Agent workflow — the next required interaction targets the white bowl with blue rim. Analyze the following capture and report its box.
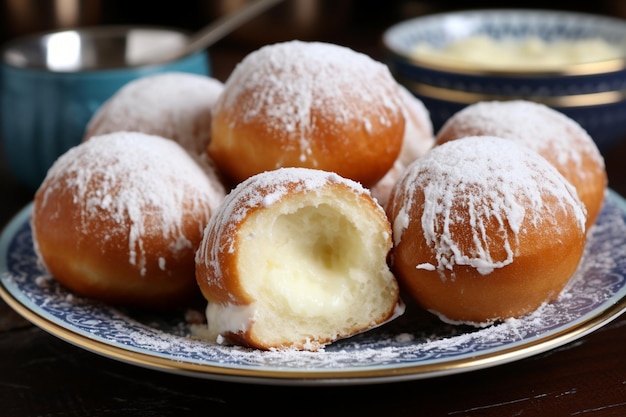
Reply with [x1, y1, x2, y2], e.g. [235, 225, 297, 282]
[382, 9, 626, 151]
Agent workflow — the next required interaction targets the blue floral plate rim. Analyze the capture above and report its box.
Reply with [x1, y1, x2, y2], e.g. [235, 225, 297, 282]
[1, 191, 625, 386]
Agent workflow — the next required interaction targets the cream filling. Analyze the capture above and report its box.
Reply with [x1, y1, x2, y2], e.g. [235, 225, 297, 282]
[206, 187, 397, 347]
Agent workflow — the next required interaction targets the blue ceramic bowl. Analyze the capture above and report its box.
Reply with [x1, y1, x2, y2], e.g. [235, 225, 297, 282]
[382, 9, 626, 151]
[0, 26, 211, 190]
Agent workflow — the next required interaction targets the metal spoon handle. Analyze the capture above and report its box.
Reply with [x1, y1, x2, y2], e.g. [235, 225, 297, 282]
[177, 0, 285, 60]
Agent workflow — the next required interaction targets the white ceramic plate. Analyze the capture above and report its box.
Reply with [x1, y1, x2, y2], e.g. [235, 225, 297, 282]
[2, 191, 626, 386]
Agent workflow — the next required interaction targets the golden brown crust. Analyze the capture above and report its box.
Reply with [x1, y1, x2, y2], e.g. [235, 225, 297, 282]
[207, 40, 406, 189]
[195, 204, 260, 306]
[196, 177, 392, 305]
[387, 136, 587, 325]
[436, 100, 607, 231]
[195, 167, 401, 350]
[33, 192, 204, 309]
[32, 132, 225, 310]
[388, 185, 585, 323]
[210, 101, 405, 189]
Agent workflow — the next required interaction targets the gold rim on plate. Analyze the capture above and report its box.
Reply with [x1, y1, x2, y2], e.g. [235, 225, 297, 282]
[2, 193, 626, 385]
[0, 280, 624, 384]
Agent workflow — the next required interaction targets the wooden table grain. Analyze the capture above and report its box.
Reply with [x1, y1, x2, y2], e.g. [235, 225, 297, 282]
[1, 31, 626, 417]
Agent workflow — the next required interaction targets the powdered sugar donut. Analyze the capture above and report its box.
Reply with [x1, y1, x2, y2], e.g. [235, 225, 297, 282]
[32, 131, 226, 309]
[436, 100, 607, 231]
[397, 85, 435, 165]
[84, 72, 224, 156]
[208, 40, 406, 188]
[371, 85, 435, 207]
[370, 159, 406, 209]
[387, 136, 587, 326]
[195, 167, 403, 351]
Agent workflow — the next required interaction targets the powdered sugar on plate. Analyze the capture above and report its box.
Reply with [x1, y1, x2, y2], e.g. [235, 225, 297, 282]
[1, 191, 625, 382]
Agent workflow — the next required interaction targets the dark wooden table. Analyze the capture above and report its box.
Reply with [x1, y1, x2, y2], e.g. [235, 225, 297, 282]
[2, 25, 626, 417]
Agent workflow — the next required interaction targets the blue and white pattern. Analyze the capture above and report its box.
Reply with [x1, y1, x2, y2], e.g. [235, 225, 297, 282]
[384, 9, 626, 79]
[382, 9, 626, 151]
[1, 191, 626, 383]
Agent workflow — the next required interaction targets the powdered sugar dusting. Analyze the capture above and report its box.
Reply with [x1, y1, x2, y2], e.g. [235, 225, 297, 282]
[2, 192, 626, 382]
[195, 167, 374, 298]
[86, 72, 224, 155]
[397, 85, 435, 164]
[390, 136, 587, 276]
[37, 131, 225, 274]
[214, 40, 402, 163]
[370, 88, 435, 208]
[437, 100, 605, 181]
